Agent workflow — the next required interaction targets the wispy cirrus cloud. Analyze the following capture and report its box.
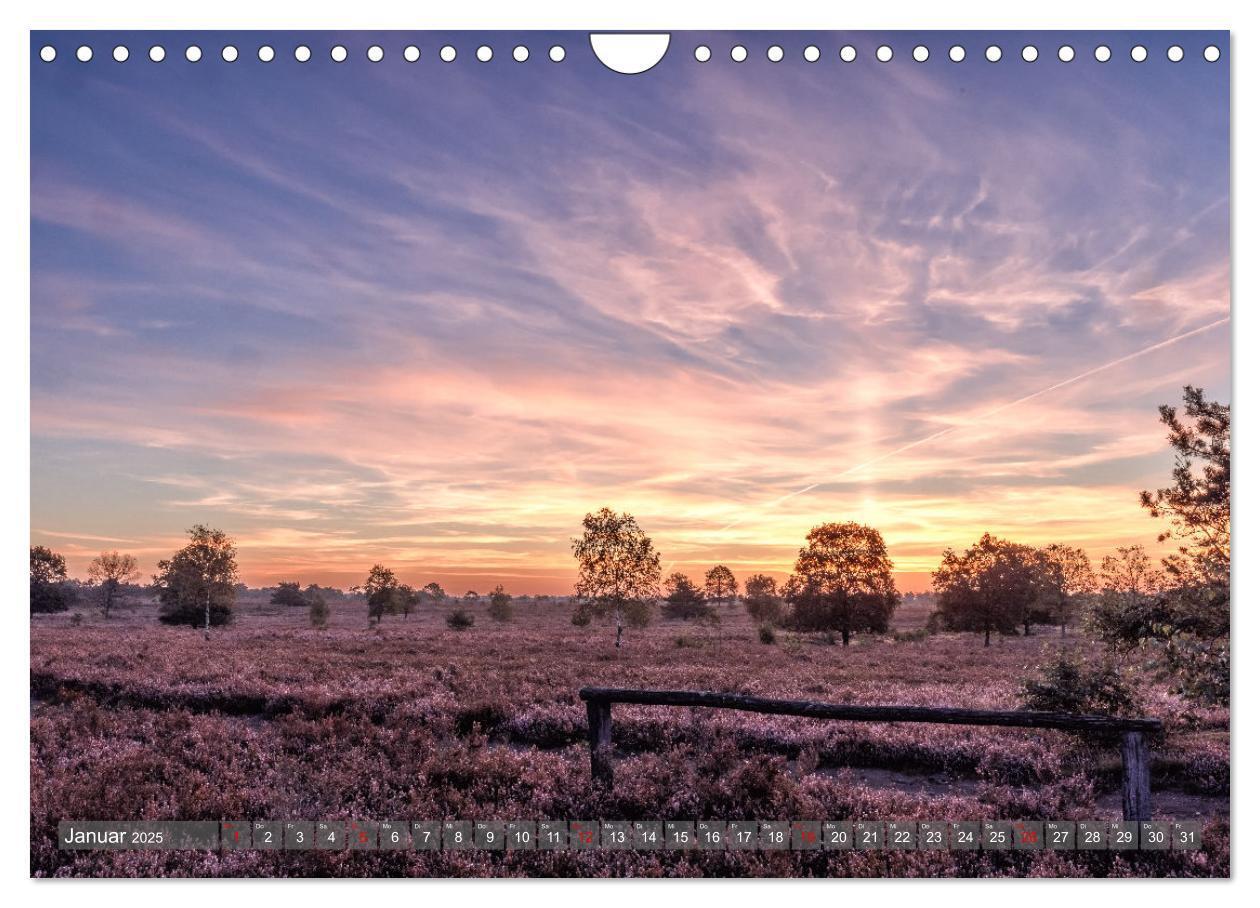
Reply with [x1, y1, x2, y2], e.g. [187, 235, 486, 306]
[30, 31, 1230, 590]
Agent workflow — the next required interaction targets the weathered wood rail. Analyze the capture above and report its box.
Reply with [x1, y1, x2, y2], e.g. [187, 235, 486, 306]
[579, 687, 1162, 821]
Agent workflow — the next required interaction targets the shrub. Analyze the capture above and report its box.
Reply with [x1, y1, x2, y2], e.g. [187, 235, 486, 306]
[446, 609, 475, 631]
[1018, 650, 1137, 718]
[570, 608, 591, 627]
[31, 581, 76, 614]
[758, 624, 777, 645]
[624, 598, 654, 629]
[488, 585, 513, 623]
[1162, 633, 1229, 706]
[270, 582, 306, 607]
[69, 612, 83, 627]
[454, 702, 509, 736]
[893, 628, 929, 643]
[674, 635, 702, 649]
[308, 593, 329, 629]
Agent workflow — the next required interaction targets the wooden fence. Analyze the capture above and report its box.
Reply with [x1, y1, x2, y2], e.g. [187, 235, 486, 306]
[579, 687, 1162, 821]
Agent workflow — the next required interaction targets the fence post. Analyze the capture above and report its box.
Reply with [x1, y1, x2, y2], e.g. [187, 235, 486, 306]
[1120, 731, 1152, 821]
[586, 697, 614, 785]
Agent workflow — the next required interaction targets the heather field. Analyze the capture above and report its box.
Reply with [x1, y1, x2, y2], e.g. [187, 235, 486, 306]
[29, 599, 1229, 878]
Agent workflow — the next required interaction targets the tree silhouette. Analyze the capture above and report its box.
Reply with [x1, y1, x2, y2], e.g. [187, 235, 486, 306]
[571, 507, 661, 648]
[270, 581, 306, 608]
[932, 533, 1037, 646]
[397, 583, 419, 620]
[785, 522, 898, 645]
[661, 572, 711, 621]
[1141, 387, 1229, 575]
[488, 584, 513, 622]
[703, 565, 738, 609]
[87, 551, 141, 618]
[1036, 544, 1095, 636]
[363, 564, 399, 626]
[30, 545, 75, 614]
[1140, 386, 1230, 634]
[742, 573, 782, 624]
[1087, 388, 1231, 704]
[154, 526, 238, 633]
[1089, 544, 1166, 647]
[308, 591, 330, 629]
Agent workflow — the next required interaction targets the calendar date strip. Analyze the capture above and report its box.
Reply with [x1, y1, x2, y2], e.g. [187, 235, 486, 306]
[58, 819, 1203, 851]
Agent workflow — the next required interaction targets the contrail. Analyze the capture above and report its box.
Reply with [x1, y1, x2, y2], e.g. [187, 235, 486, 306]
[712, 315, 1230, 534]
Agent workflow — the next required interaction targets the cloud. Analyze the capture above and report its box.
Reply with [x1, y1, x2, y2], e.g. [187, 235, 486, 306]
[30, 39, 1230, 589]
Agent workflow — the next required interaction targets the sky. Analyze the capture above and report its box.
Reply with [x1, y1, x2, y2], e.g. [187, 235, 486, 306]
[30, 30, 1230, 594]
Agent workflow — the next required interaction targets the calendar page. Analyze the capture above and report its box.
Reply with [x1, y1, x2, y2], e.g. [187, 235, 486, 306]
[29, 29, 1229, 880]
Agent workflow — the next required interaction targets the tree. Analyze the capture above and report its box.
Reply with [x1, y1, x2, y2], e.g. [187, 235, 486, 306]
[1140, 386, 1229, 594]
[488, 584, 513, 622]
[30, 545, 75, 614]
[87, 551, 140, 618]
[397, 584, 419, 620]
[784, 522, 898, 645]
[422, 582, 447, 605]
[463, 590, 478, 601]
[1089, 544, 1162, 647]
[154, 525, 239, 632]
[1035, 544, 1095, 636]
[571, 507, 661, 648]
[932, 533, 1037, 646]
[1100, 545, 1163, 605]
[703, 565, 738, 609]
[1137, 387, 1231, 644]
[1082, 390, 1231, 705]
[363, 564, 399, 626]
[743, 573, 782, 624]
[308, 592, 330, 629]
[661, 572, 712, 621]
[270, 581, 306, 608]
[31, 545, 67, 586]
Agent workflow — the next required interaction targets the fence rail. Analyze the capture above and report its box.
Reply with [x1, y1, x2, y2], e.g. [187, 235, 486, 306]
[578, 687, 1161, 821]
